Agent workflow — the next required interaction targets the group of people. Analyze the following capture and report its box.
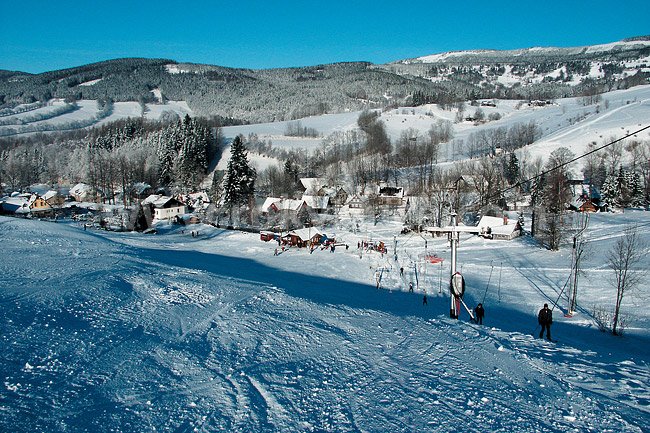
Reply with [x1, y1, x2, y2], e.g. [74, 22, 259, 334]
[472, 302, 553, 340]
[418, 299, 553, 340]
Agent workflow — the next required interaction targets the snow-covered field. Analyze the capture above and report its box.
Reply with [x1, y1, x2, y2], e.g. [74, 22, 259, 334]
[220, 85, 650, 175]
[1, 210, 649, 432]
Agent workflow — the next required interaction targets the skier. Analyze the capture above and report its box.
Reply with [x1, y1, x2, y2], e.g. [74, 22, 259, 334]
[422, 294, 428, 305]
[409, 282, 413, 292]
[474, 303, 485, 325]
[400, 267, 404, 276]
[538, 303, 553, 340]
[274, 248, 278, 256]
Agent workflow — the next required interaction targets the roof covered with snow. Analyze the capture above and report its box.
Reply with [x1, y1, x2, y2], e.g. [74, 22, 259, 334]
[300, 178, 326, 193]
[289, 227, 323, 241]
[302, 195, 329, 210]
[477, 215, 520, 235]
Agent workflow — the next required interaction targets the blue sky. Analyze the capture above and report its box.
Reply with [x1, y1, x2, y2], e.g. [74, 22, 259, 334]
[1, 0, 648, 73]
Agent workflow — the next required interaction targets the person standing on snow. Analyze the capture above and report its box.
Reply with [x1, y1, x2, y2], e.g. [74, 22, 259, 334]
[474, 303, 485, 325]
[538, 303, 553, 340]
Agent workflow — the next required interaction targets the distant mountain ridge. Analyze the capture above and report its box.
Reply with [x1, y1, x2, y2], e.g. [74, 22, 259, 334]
[0, 37, 648, 123]
[396, 37, 650, 64]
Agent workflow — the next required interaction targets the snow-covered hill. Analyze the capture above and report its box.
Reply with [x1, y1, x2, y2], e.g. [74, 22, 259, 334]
[2, 37, 648, 125]
[385, 38, 650, 89]
[407, 39, 650, 65]
[220, 84, 650, 176]
[1, 210, 648, 432]
[0, 99, 192, 137]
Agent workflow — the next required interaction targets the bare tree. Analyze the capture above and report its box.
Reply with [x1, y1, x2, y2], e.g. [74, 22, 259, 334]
[604, 138, 623, 175]
[539, 147, 575, 250]
[607, 226, 647, 335]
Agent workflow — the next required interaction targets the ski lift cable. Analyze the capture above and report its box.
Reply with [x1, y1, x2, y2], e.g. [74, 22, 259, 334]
[488, 124, 650, 203]
[480, 261, 494, 304]
[497, 262, 503, 302]
[550, 272, 572, 313]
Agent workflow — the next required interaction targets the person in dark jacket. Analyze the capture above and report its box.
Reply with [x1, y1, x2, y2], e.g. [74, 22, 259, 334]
[538, 303, 553, 340]
[474, 303, 485, 325]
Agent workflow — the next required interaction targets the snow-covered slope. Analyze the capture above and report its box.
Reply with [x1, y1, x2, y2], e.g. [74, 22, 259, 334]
[410, 39, 650, 64]
[386, 38, 650, 89]
[0, 99, 193, 137]
[219, 85, 650, 176]
[1, 212, 648, 432]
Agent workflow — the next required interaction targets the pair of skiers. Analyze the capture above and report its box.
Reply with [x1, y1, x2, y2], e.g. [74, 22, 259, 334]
[473, 302, 552, 339]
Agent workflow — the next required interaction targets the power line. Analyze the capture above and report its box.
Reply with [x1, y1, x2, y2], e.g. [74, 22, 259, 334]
[495, 124, 650, 201]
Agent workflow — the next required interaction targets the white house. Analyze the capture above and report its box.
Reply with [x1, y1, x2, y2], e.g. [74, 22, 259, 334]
[142, 194, 186, 221]
[301, 195, 330, 213]
[260, 197, 307, 215]
[70, 183, 95, 202]
[477, 215, 521, 240]
[300, 178, 327, 195]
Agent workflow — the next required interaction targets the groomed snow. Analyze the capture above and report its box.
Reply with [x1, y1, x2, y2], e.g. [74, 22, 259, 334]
[1, 210, 648, 432]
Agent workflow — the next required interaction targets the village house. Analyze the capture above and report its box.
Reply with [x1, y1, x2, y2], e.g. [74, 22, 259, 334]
[28, 194, 54, 217]
[300, 178, 327, 195]
[377, 184, 404, 206]
[477, 215, 522, 240]
[142, 194, 186, 221]
[578, 199, 598, 213]
[346, 195, 366, 210]
[284, 227, 331, 247]
[261, 197, 282, 215]
[299, 178, 348, 207]
[131, 182, 153, 201]
[43, 190, 66, 207]
[301, 195, 330, 214]
[69, 183, 95, 202]
[0, 195, 29, 216]
[260, 231, 281, 242]
[320, 186, 348, 206]
[260, 197, 308, 216]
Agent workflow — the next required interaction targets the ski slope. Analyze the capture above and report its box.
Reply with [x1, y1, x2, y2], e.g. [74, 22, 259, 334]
[1, 211, 649, 432]
[219, 85, 650, 175]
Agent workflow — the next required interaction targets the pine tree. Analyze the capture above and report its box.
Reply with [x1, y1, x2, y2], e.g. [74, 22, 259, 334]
[629, 171, 644, 207]
[505, 152, 520, 186]
[600, 173, 619, 210]
[223, 136, 256, 222]
[174, 117, 209, 191]
[617, 166, 631, 208]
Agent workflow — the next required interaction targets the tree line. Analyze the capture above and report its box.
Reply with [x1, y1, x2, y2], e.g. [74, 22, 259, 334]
[0, 115, 219, 205]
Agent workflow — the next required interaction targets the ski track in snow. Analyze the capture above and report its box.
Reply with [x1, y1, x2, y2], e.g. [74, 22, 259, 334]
[1, 215, 649, 432]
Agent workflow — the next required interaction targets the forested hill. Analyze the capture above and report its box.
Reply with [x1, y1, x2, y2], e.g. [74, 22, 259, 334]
[1, 37, 649, 123]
